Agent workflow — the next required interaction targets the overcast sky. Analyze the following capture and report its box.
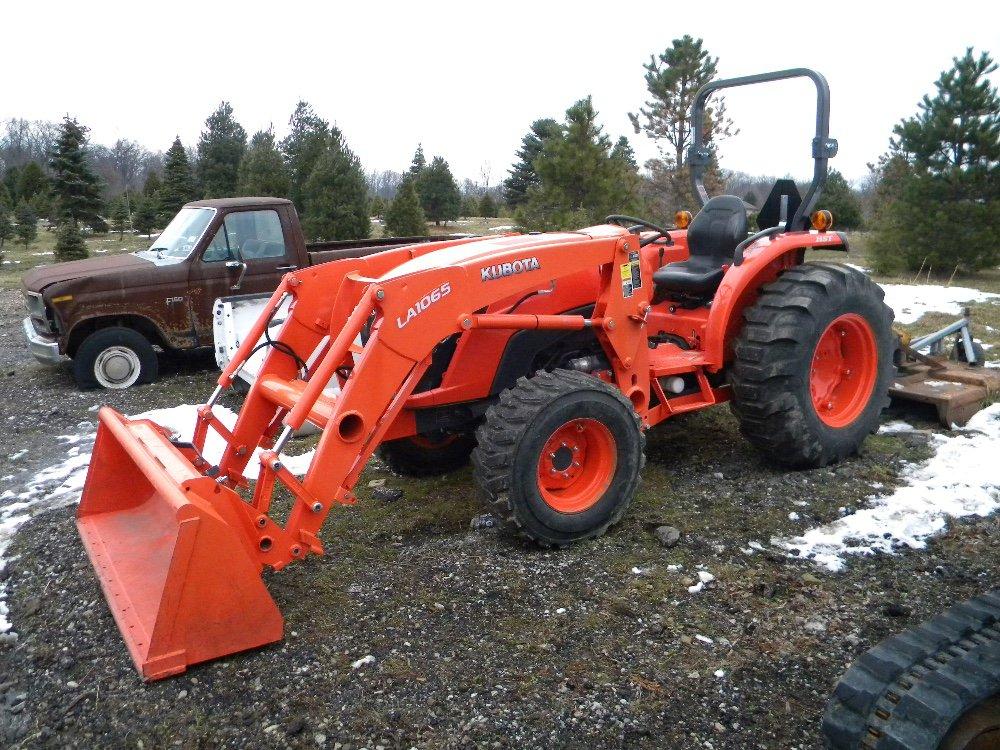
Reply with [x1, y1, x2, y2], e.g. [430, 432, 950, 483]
[4, 1, 999, 187]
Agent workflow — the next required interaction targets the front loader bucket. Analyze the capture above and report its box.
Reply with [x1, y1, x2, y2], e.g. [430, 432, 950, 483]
[77, 408, 283, 681]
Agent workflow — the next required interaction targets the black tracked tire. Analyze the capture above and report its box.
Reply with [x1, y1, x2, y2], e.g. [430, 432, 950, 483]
[472, 369, 644, 547]
[823, 589, 1000, 749]
[730, 262, 895, 468]
[378, 432, 476, 477]
[72, 326, 159, 390]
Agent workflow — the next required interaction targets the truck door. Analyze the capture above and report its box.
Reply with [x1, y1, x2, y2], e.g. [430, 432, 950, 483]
[189, 208, 298, 345]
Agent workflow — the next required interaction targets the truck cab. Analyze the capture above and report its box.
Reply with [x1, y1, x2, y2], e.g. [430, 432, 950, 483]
[21, 197, 447, 389]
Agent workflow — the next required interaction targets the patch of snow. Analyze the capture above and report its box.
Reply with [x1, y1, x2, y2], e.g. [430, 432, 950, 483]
[879, 283, 1000, 324]
[687, 570, 715, 594]
[30, 251, 54, 256]
[695, 634, 714, 645]
[0, 402, 315, 639]
[488, 225, 516, 232]
[714, 669, 726, 678]
[788, 512, 800, 521]
[776, 403, 1000, 571]
[879, 420, 915, 434]
[351, 654, 375, 669]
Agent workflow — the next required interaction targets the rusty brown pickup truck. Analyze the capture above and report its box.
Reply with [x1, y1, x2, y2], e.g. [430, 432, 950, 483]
[22, 197, 451, 388]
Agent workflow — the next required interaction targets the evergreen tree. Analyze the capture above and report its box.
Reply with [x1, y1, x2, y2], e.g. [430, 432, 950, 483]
[629, 36, 734, 214]
[110, 197, 130, 238]
[49, 116, 104, 229]
[819, 170, 863, 229]
[459, 195, 478, 217]
[0, 182, 11, 209]
[54, 220, 88, 261]
[300, 133, 370, 241]
[384, 179, 427, 236]
[516, 97, 643, 230]
[280, 101, 330, 212]
[503, 118, 559, 206]
[14, 203, 37, 249]
[611, 136, 639, 171]
[0, 204, 14, 254]
[416, 156, 461, 225]
[237, 129, 290, 198]
[142, 171, 161, 198]
[479, 192, 498, 218]
[369, 195, 386, 218]
[197, 101, 247, 197]
[2, 166, 19, 206]
[132, 195, 157, 236]
[158, 137, 198, 223]
[743, 190, 758, 208]
[629, 35, 735, 169]
[870, 49, 1000, 273]
[408, 144, 426, 177]
[17, 161, 49, 204]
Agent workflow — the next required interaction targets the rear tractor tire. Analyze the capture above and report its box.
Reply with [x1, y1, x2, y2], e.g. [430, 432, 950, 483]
[378, 432, 477, 477]
[730, 262, 895, 468]
[72, 326, 159, 390]
[472, 369, 644, 546]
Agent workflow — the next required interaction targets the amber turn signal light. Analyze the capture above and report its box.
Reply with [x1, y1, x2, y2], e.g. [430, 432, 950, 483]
[810, 209, 833, 231]
[674, 210, 692, 229]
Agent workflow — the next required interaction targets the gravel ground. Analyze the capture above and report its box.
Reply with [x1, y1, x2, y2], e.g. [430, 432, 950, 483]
[1, 285, 998, 749]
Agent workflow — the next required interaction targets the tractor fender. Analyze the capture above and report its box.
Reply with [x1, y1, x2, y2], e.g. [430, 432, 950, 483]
[701, 231, 847, 369]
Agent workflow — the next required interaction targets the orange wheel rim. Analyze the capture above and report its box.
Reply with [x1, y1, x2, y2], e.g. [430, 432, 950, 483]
[536, 418, 616, 513]
[810, 313, 878, 428]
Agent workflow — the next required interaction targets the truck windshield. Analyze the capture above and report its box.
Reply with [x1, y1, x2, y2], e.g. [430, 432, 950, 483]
[136, 208, 215, 264]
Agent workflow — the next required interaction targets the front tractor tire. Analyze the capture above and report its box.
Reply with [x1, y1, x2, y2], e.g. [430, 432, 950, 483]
[730, 262, 895, 468]
[72, 326, 159, 390]
[378, 432, 477, 477]
[472, 369, 644, 547]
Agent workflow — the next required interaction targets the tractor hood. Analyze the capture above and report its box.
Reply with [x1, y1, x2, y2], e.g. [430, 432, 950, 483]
[381, 227, 624, 281]
[22, 253, 155, 294]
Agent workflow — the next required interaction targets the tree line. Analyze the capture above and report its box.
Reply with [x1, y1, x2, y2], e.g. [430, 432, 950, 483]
[2, 41, 997, 274]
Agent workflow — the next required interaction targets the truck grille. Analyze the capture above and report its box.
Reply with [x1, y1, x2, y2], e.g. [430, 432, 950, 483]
[23, 291, 55, 333]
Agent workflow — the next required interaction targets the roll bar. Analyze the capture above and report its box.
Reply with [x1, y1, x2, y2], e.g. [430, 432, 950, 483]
[687, 68, 838, 231]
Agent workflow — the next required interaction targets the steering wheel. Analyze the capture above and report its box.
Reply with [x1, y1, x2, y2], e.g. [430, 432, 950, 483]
[605, 215, 674, 247]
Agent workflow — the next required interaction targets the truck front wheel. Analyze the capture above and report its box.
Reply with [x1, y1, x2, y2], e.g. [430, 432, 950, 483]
[73, 327, 159, 389]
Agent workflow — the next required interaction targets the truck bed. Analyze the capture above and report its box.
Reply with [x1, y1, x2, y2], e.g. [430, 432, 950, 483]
[306, 234, 465, 266]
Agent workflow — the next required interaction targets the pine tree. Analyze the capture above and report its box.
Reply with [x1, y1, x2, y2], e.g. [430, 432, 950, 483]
[49, 116, 104, 229]
[132, 195, 157, 236]
[384, 179, 427, 236]
[110, 197, 130, 238]
[818, 170, 863, 229]
[409, 144, 426, 177]
[54, 220, 88, 261]
[416, 156, 461, 225]
[197, 101, 247, 197]
[629, 35, 735, 169]
[280, 101, 330, 212]
[300, 133, 370, 241]
[743, 190, 758, 208]
[158, 137, 198, 224]
[503, 119, 559, 207]
[369, 195, 386, 218]
[516, 97, 643, 230]
[142, 171, 161, 198]
[0, 182, 11, 209]
[237, 129, 290, 198]
[2, 166, 18, 206]
[14, 203, 37, 249]
[870, 49, 1000, 273]
[0, 204, 14, 255]
[459, 195, 478, 217]
[17, 161, 49, 204]
[479, 192, 498, 218]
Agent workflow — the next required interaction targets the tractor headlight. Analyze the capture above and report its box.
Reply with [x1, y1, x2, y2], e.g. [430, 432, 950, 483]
[674, 210, 692, 229]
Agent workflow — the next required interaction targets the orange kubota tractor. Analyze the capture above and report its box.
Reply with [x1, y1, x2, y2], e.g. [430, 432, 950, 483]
[78, 69, 896, 680]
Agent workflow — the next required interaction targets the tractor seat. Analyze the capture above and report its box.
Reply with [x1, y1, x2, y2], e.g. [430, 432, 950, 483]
[653, 195, 749, 296]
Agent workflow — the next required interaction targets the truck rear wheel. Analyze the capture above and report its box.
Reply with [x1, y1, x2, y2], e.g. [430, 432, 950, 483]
[730, 262, 895, 468]
[73, 327, 159, 389]
[472, 369, 644, 546]
[378, 432, 476, 476]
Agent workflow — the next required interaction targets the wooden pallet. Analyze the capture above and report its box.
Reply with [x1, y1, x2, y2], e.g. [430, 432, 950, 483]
[891, 357, 1000, 426]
